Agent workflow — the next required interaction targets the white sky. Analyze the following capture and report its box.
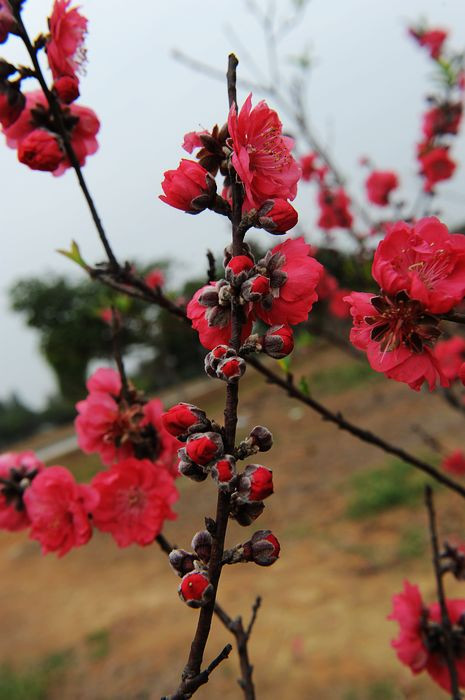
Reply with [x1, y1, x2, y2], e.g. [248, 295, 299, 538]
[1, 0, 465, 408]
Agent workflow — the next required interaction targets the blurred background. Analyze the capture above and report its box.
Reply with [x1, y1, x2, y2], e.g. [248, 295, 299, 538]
[2, 0, 465, 698]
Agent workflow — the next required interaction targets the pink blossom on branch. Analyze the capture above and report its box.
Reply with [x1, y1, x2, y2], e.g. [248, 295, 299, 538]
[0, 451, 44, 531]
[418, 146, 456, 192]
[24, 466, 98, 556]
[255, 237, 323, 326]
[422, 104, 462, 140]
[17, 129, 64, 171]
[0, 1, 15, 44]
[227, 93, 301, 209]
[432, 337, 465, 382]
[389, 580, 465, 692]
[160, 159, 210, 212]
[47, 0, 88, 82]
[409, 27, 448, 60]
[187, 282, 253, 350]
[365, 170, 399, 206]
[317, 187, 353, 230]
[90, 458, 178, 547]
[372, 217, 465, 314]
[344, 291, 446, 391]
[75, 367, 181, 475]
[441, 450, 465, 476]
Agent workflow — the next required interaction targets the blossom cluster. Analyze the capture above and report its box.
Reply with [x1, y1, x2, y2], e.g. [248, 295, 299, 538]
[0, 368, 180, 555]
[409, 24, 464, 192]
[345, 217, 465, 390]
[0, 0, 99, 173]
[162, 401, 279, 605]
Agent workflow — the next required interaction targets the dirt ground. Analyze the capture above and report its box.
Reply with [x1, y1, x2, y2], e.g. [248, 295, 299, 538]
[2, 345, 465, 699]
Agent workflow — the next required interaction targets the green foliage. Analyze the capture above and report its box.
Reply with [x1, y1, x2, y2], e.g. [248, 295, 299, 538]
[0, 394, 41, 448]
[306, 360, 378, 397]
[0, 649, 72, 700]
[85, 629, 110, 661]
[347, 460, 429, 519]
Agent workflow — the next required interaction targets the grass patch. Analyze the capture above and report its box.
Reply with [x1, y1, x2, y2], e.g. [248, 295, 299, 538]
[346, 459, 430, 519]
[307, 360, 378, 396]
[0, 649, 73, 700]
[343, 680, 402, 700]
[86, 628, 110, 661]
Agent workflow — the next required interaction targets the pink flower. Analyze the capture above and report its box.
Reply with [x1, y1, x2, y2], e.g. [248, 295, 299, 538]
[329, 289, 351, 318]
[145, 268, 165, 289]
[47, 0, 87, 81]
[0, 84, 24, 128]
[372, 217, 465, 314]
[17, 129, 65, 171]
[344, 291, 446, 391]
[0, 451, 44, 531]
[317, 187, 353, 229]
[182, 130, 208, 153]
[3, 91, 99, 175]
[160, 159, 210, 212]
[422, 104, 462, 140]
[442, 450, 465, 476]
[299, 152, 327, 182]
[187, 281, 253, 350]
[389, 580, 465, 692]
[365, 170, 399, 206]
[418, 146, 456, 192]
[75, 368, 181, 475]
[90, 458, 178, 547]
[255, 237, 323, 326]
[24, 466, 98, 556]
[53, 75, 80, 104]
[410, 28, 448, 60]
[228, 94, 301, 209]
[259, 199, 298, 234]
[433, 337, 465, 381]
[0, 1, 15, 44]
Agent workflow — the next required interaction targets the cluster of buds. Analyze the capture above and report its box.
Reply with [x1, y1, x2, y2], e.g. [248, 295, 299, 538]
[169, 530, 214, 608]
[205, 344, 246, 382]
[224, 530, 281, 568]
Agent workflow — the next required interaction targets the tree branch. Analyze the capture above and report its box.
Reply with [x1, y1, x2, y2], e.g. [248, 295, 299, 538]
[424, 486, 462, 700]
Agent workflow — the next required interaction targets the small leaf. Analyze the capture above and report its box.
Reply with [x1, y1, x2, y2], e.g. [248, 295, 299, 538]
[298, 376, 310, 396]
[278, 354, 292, 373]
[57, 240, 89, 269]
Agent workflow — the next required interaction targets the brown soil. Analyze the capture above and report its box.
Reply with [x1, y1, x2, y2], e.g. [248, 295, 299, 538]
[2, 345, 465, 699]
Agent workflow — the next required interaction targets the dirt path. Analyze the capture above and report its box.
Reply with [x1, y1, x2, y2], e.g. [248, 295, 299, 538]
[2, 346, 465, 699]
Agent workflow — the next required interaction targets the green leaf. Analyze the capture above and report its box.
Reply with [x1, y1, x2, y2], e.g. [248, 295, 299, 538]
[298, 376, 310, 396]
[278, 354, 292, 373]
[56, 240, 88, 270]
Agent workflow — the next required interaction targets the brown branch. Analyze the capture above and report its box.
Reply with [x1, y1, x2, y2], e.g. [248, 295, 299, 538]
[166, 53, 247, 699]
[111, 307, 130, 402]
[441, 312, 465, 325]
[206, 250, 216, 284]
[13, 7, 119, 269]
[424, 486, 462, 700]
[161, 644, 233, 700]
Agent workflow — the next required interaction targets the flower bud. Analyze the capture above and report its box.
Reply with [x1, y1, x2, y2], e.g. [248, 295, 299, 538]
[178, 450, 209, 482]
[205, 345, 236, 378]
[169, 548, 196, 577]
[262, 324, 294, 359]
[225, 255, 254, 286]
[53, 75, 80, 104]
[241, 274, 271, 302]
[178, 571, 213, 608]
[185, 432, 224, 466]
[162, 403, 210, 439]
[249, 426, 273, 452]
[238, 465, 274, 502]
[160, 159, 210, 213]
[258, 199, 298, 234]
[230, 500, 265, 526]
[216, 356, 246, 383]
[243, 530, 281, 566]
[191, 530, 212, 563]
[18, 129, 64, 172]
[211, 455, 237, 489]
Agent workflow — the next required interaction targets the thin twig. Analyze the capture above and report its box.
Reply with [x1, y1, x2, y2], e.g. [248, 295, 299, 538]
[245, 596, 262, 639]
[424, 486, 462, 700]
[161, 644, 233, 700]
[206, 250, 216, 283]
[13, 7, 119, 269]
[111, 307, 130, 402]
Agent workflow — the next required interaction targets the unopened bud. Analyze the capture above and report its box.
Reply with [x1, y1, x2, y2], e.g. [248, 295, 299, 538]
[211, 455, 237, 489]
[230, 500, 265, 526]
[243, 530, 281, 566]
[262, 324, 294, 359]
[225, 255, 254, 286]
[178, 571, 213, 608]
[216, 356, 246, 383]
[238, 464, 274, 502]
[162, 403, 210, 440]
[185, 432, 224, 466]
[241, 274, 271, 302]
[249, 426, 273, 452]
[169, 549, 196, 577]
[258, 199, 298, 234]
[178, 450, 209, 482]
[191, 530, 212, 563]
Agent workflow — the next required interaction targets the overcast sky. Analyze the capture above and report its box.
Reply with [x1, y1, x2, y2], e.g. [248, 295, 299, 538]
[1, 0, 465, 409]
